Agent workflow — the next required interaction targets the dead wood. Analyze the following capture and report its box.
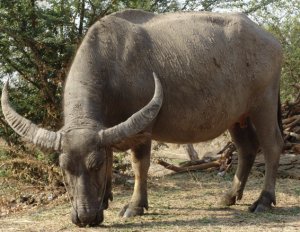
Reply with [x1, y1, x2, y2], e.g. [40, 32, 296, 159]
[293, 126, 300, 134]
[282, 115, 300, 124]
[156, 159, 220, 173]
[183, 144, 199, 161]
[281, 84, 300, 153]
[217, 142, 233, 154]
[284, 132, 300, 140]
[283, 116, 300, 130]
[156, 141, 236, 174]
[179, 159, 206, 167]
[222, 142, 236, 158]
[293, 144, 300, 153]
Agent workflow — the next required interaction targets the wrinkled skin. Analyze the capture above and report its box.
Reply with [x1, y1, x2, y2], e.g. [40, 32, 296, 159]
[59, 129, 113, 226]
[1, 9, 284, 227]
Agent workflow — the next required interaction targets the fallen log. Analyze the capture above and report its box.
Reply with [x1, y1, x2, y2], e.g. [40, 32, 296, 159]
[179, 159, 206, 167]
[293, 144, 300, 153]
[282, 115, 300, 125]
[283, 116, 300, 130]
[281, 84, 300, 153]
[156, 159, 220, 173]
[156, 141, 236, 174]
[284, 132, 300, 140]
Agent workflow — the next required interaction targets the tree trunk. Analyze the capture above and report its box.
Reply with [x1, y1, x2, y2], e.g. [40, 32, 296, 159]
[183, 144, 199, 161]
[78, 0, 85, 36]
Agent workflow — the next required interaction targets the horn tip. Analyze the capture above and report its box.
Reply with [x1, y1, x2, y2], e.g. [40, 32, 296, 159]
[152, 72, 161, 88]
[1, 80, 10, 103]
[3, 79, 10, 89]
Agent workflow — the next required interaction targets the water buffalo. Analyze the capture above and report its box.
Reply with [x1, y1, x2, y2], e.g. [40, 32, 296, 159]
[1, 9, 283, 226]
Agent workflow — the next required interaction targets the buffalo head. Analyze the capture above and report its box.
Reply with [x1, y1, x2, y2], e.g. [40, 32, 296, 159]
[59, 129, 111, 226]
[1, 73, 163, 226]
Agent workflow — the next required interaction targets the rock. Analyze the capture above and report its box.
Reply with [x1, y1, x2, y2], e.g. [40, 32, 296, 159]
[48, 193, 57, 201]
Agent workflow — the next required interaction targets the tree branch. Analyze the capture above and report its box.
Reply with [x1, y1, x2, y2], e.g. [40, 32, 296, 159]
[78, 0, 85, 36]
[156, 159, 220, 173]
[243, 0, 274, 15]
[1, 56, 40, 89]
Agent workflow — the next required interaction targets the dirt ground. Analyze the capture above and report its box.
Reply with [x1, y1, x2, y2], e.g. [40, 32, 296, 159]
[1, 137, 300, 232]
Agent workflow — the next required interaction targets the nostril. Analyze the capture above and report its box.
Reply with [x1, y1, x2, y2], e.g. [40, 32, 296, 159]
[95, 211, 104, 225]
[71, 210, 82, 226]
[71, 210, 103, 227]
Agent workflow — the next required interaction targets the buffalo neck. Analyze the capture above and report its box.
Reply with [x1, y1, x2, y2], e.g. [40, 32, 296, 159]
[63, 24, 108, 130]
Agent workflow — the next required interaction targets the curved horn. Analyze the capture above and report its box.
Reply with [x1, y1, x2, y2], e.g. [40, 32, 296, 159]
[1, 81, 62, 151]
[99, 72, 163, 145]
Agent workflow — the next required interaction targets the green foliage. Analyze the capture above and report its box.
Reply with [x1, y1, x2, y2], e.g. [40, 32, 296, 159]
[0, 0, 81, 148]
[269, 17, 300, 100]
[0, 148, 9, 160]
[245, 0, 300, 101]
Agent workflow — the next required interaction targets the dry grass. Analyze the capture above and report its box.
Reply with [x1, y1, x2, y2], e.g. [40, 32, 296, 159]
[1, 170, 300, 232]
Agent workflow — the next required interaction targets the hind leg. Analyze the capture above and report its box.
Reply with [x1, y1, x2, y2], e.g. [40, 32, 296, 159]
[248, 95, 283, 212]
[220, 118, 259, 206]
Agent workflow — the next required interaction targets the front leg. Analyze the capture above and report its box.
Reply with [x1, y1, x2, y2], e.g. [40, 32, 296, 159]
[103, 148, 113, 210]
[119, 140, 151, 217]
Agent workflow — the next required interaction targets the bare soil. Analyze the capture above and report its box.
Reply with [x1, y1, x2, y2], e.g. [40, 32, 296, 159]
[1, 138, 300, 232]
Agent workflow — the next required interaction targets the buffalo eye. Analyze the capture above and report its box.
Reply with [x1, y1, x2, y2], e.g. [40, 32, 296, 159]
[86, 152, 105, 171]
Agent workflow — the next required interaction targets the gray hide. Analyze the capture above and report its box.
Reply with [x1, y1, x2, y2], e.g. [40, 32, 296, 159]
[2, 9, 283, 227]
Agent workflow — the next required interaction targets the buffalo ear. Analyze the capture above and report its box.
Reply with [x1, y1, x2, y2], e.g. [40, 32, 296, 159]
[112, 132, 151, 151]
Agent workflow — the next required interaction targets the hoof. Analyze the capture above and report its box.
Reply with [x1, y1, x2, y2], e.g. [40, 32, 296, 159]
[249, 191, 275, 213]
[219, 192, 236, 207]
[119, 204, 144, 217]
